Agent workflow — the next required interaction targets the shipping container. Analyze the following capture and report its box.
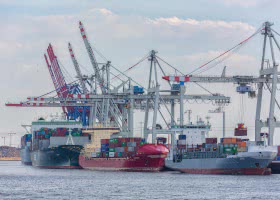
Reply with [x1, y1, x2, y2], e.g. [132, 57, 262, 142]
[115, 147, 125, 152]
[128, 147, 134, 152]
[234, 129, 247, 136]
[222, 138, 237, 144]
[178, 140, 186, 145]
[178, 135, 186, 140]
[223, 147, 237, 154]
[101, 144, 109, 148]
[109, 152, 115, 157]
[237, 147, 247, 152]
[237, 142, 246, 147]
[101, 147, 108, 152]
[91, 152, 97, 157]
[127, 142, 136, 147]
[206, 138, 217, 144]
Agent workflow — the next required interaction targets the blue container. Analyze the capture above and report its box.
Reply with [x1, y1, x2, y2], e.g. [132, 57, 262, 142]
[179, 135, 186, 140]
[141, 138, 146, 143]
[133, 86, 144, 94]
[205, 144, 212, 148]
[101, 144, 109, 148]
[277, 156, 280, 161]
[220, 138, 224, 143]
[101, 147, 109, 152]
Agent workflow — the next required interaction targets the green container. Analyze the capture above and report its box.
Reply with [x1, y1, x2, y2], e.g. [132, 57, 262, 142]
[113, 138, 118, 143]
[109, 148, 115, 152]
[140, 142, 145, 146]
[122, 142, 127, 147]
[118, 152, 122, 157]
[105, 152, 109, 157]
[223, 147, 237, 154]
[96, 152, 101, 157]
[109, 139, 115, 143]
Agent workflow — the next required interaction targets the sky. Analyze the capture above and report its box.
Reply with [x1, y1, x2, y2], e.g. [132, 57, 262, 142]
[1, 0, 280, 146]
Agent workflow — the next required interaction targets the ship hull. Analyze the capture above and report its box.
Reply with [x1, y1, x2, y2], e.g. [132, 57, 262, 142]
[165, 157, 273, 175]
[20, 147, 32, 165]
[270, 161, 280, 174]
[31, 145, 83, 169]
[79, 155, 165, 172]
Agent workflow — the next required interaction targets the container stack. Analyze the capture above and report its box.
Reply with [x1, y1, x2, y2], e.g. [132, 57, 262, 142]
[220, 138, 241, 154]
[21, 134, 32, 148]
[90, 138, 146, 158]
[203, 138, 218, 151]
[156, 137, 167, 145]
[177, 135, 186, 149]
[32, 127, 89, 150]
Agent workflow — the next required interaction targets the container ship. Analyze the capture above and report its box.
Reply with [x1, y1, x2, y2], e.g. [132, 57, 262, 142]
[79, 127, 169, 172]
[165, 118, 277, 175]
[20, 134, 32, 165]
[30, 118, 90, 169]
[270, 146, 280, 174]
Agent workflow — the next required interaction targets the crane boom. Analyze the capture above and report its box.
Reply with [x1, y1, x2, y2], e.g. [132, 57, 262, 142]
[68, 43, 88, 94]
[79, 21, 106, 94]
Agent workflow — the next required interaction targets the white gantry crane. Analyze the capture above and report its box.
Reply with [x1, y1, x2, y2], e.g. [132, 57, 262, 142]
[162, 22, 280, 146]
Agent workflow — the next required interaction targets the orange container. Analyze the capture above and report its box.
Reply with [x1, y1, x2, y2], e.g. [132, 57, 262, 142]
[124, 147, 128, 152]
[237, 142, 246, 147]
[223, 138, 237, 144]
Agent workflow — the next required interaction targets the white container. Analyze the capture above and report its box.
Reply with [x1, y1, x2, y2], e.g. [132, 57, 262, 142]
[128, 147, 134, 152]
[109, 152, 115, 157]
[91, 152, 97, 157]
[95, 148, 101, 153]
[178, 140, 186, 145]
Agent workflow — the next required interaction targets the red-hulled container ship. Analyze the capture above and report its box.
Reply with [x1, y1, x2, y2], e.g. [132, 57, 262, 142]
[79, 137, 169, 172]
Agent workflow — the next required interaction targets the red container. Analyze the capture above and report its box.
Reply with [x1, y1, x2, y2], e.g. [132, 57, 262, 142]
[234, 129, 247, 136]
[206, 138, 217, 144]
[278, 146, 280, 156]
[178, 145, 186, 149]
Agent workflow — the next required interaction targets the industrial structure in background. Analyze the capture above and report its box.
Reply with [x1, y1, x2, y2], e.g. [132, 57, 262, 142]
[6, 21, 280, 145]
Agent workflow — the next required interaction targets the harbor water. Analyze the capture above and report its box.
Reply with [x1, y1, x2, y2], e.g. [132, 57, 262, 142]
[0, 161, 280, 200]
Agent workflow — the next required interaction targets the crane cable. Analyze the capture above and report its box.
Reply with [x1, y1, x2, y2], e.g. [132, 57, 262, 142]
[155, 55, 214, 95]
[187, 26, 263, 76]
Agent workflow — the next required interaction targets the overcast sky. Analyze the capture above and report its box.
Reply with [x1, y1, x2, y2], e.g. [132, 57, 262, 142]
[1, 0, 280, 146]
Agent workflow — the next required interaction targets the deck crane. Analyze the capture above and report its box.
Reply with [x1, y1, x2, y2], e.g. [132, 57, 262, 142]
[162, 21, 280, 146]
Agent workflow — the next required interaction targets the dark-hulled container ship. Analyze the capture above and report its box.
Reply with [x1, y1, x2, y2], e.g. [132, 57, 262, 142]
[20, 134, 32, 165]
[30, 118, 90, 169]
[270, 146, 280, 174]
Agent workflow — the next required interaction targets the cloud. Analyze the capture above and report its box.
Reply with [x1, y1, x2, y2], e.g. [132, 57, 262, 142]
[2, 6, 267, 144]
[147, 17, 254, 30]
[215, 0, 271, 7]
